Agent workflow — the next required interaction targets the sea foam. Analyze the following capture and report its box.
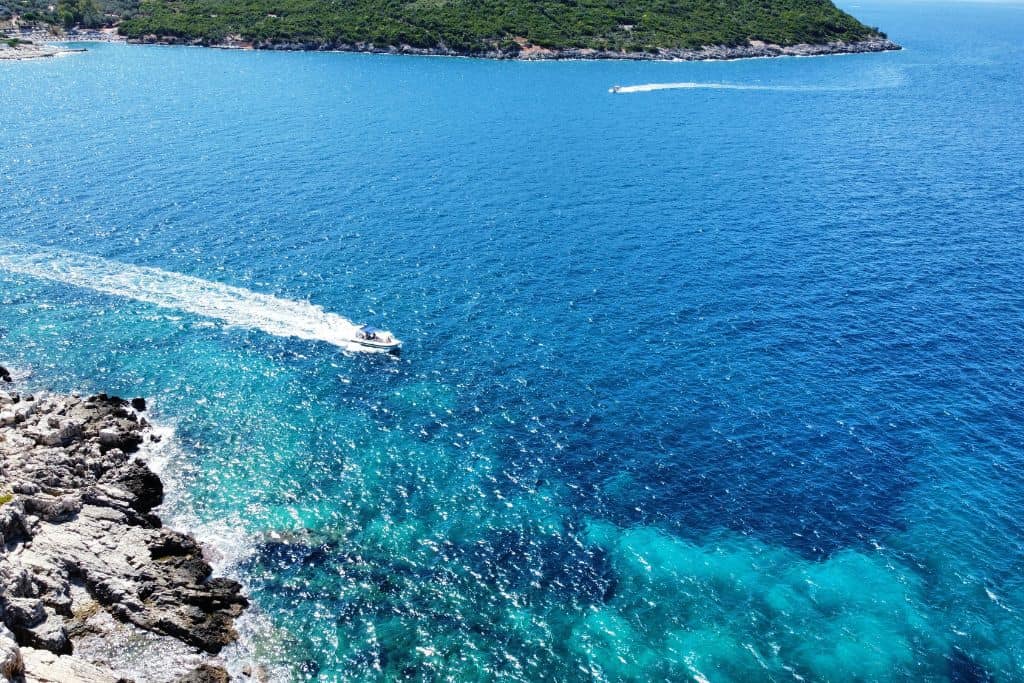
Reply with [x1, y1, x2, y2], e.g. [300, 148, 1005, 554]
[0, 245, 385, 353]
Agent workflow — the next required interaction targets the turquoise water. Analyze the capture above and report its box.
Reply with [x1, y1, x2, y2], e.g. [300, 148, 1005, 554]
[2, 1, 1024, 679]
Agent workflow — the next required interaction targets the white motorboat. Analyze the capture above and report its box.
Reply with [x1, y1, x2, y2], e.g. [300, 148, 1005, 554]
[353, 325, 402, 353]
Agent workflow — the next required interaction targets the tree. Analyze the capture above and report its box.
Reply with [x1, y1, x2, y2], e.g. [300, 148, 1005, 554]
[55, 0, 103, 27]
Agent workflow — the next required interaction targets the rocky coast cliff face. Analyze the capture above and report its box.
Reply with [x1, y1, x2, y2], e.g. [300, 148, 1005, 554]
[0, 365, 249, 682]
[128, 35, 900, 61]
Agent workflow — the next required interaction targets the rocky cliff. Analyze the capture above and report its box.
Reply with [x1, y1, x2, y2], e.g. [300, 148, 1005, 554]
[0, 366, 249, 682]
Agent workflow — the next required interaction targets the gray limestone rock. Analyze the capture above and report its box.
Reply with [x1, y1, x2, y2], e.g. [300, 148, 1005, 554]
[0, 381, 249, 680]
[20, 646, 127, 683]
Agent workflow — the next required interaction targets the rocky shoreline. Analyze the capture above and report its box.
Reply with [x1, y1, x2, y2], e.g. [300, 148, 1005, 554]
[0, 27, 124, 60]
[0, 40, 85, 61]
[128, 34, 900, 61]
[0, 366, 250, 682]
[4, 23, 899, 63]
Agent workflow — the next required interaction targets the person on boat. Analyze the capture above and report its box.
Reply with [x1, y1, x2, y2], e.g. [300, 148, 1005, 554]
[358, 326, 386, 342]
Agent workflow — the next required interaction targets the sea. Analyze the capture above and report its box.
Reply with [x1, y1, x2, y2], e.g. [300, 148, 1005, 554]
[1, 1, 1023, 679]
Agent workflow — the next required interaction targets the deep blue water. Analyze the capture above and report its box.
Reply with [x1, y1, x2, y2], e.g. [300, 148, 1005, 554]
[2, 1, 1024, 679]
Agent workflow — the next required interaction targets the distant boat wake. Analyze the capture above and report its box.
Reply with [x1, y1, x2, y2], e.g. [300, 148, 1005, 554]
[608, 80, 899, 94]
[0, 245, 382, 353]
[610, 82, 789, 93]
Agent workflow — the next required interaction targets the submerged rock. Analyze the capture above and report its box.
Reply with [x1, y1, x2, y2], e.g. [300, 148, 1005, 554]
[0, 379, 248, 680]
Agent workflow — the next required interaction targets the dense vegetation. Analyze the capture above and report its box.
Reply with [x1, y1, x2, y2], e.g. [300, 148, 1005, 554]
[113, 0, 884, 53]
[1, 0, 137, 27]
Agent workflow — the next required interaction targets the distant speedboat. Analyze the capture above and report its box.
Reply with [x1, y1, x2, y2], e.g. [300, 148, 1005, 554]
[609, 85, 622, 93]
[353, 325, 402, 353]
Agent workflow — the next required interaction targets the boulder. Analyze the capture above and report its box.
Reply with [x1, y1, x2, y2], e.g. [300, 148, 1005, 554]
[177, 663, 230, 682]
[2, 597, 46, 629]
[97, 427, 143, 454]
[21, 610, 71, 655]
[99, 460, 163, 514]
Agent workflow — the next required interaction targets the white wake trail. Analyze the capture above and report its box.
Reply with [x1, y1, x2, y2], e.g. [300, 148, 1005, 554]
[610, 72, 907, 94]
[0, 247, 384, 353]
[610, 82, 801, 94]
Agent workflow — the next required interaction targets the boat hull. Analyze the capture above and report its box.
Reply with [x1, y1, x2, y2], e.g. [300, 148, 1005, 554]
[352, 339, 402, 353]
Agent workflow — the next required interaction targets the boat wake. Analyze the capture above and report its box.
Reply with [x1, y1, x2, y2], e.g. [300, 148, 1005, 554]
[606, 82, 831, 94]
[610, 73, 906, 94]
[610, 82, 813, 94]
[0, 245, 386, 353]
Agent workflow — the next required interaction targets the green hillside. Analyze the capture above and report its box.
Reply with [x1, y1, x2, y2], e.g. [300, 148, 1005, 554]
[1, 0, 136, 26]
[114, 0, 886, 54]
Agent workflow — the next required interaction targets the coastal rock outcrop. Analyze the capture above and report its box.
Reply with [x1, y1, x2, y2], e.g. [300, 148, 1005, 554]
[0, 377, 248, 681]
[129, 34, 900, 61]
[0, 39, 85, 61]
